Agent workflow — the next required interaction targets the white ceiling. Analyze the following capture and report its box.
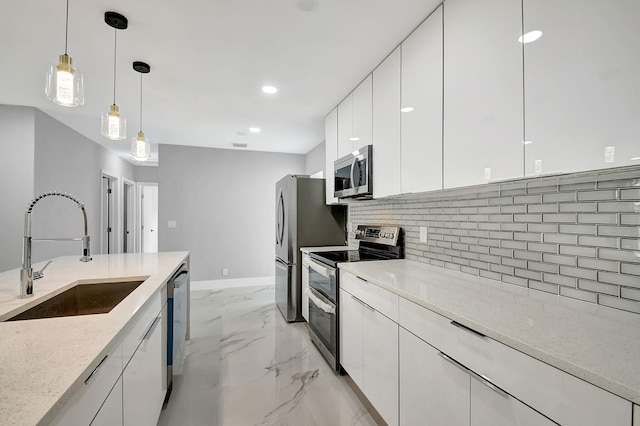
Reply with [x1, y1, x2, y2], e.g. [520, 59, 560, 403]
[0, 0, 441, 166]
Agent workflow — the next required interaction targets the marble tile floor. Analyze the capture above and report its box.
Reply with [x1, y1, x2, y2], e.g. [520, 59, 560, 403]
[158, 284, 381, 426]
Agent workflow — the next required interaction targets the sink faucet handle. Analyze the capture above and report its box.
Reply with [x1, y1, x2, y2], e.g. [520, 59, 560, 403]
[33, 260, 52, 280]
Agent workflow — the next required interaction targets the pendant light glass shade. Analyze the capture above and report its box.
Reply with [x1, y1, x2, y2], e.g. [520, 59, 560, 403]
[131, 131, 151, 161]
[101, 104, 127, 140]
[102, 12, 128, 140]
[131, 61, 151, 161]
[46, 54, 84, 107]
[45, 0, 84, 107]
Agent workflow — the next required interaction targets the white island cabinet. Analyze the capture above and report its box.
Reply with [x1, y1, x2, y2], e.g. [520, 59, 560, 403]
[91, 376, 123, 426]
[443, 0, 523, 188]
[339, 271, 399, 426]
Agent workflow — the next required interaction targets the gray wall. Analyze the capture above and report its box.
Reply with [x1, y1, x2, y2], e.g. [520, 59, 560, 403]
[158, 144, 305, 281]
[348, 166, 640, 314]
[135, 166, 159, 183]
[0, 105, 139, 272]
[0, 106, 35, 272]
[305, 141, 326, 176]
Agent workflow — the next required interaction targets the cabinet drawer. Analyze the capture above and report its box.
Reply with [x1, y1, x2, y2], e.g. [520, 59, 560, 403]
[340, 271, 398, 321]
[399, 298, 631, 426]
[53, 340, 123, 426]
[122, 290, 161, 365]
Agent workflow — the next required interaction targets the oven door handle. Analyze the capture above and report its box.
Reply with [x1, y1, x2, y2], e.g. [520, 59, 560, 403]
[308, 287, 335, 315]
[306, 258, 335, 278]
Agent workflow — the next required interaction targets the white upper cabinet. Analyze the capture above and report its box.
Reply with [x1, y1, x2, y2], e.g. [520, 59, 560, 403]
[337, 75, 373, 159]
[324, 108, 339, 204]
[444, 0, 524, 189]
[373, 47, 402, 198]
[401, 5, 443, 194]
[523, 0, 640, 175]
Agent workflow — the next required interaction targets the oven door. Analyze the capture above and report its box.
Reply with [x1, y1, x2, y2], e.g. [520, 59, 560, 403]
[307, 258, 336, 303]
[308, 286, 337, 364]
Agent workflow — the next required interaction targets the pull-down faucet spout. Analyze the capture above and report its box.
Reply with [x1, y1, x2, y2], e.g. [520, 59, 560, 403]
[20, 192, 92, 298]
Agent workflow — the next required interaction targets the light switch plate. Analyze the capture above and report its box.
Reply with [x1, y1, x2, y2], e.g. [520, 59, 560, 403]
[168, 220, 177, 228]
[604, 146, 615, 163]
[222, 268, 228, 276]
[420, 226, 428, 243]
[534, 159, 543, 174]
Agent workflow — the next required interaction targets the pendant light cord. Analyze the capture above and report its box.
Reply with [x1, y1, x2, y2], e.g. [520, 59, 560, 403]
[113, 29, 117, 105]
[64, 0, 69, 54]
[139, 73, 143, 132]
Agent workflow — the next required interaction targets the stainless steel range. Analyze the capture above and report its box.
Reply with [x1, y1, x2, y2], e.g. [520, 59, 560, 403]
[306, 225, 403, 373]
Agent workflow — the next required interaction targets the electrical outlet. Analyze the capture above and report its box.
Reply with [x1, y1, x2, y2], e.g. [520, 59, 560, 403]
[604, 146, 615, 163]
[420, 226, 428, 243]
[222, 268, 228, 276]
[484, 167, 492, 180]
[534, 160, 543, 174]
[168, 220, 176, 228]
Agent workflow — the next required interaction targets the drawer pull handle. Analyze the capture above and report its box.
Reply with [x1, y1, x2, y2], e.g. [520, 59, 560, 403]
[450, 320, 486, 338]
[84, 354, 108, 385]
[351, 294, 375, 312]
[438, 352, 510, 398]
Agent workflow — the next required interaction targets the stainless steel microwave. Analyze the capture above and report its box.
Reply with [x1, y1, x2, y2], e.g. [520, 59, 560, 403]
[334, 145, 373, 199]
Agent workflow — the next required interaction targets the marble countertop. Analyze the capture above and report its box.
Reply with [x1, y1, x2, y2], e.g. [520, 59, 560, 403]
[300, 245, 354, 254]
[339, 259, 640, 405]
[0, 251, 189, 425]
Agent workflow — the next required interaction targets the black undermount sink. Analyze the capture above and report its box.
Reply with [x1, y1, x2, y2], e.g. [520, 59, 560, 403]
[6, 280, 145, 321]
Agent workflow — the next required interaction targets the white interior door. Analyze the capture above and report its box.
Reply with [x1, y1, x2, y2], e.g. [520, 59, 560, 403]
[141, 184, 158, 253]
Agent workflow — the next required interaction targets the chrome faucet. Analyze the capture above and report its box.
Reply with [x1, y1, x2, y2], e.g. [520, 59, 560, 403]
[20, 192, 92, 298]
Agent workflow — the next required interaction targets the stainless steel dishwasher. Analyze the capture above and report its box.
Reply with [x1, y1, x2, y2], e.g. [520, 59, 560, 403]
[165, 263, 189, 400]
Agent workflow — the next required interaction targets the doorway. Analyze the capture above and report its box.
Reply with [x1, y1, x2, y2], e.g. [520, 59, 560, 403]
[101, 175, 116, 254]
[122, 179, 135, 253]
[139, 183, 158, 253]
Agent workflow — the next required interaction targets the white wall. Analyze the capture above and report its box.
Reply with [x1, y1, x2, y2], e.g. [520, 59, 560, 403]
[0, 105, 140, 272]
[158, 144, 305, 281]
[305, 141, 326, 176]
[0, 106, 35, 272]
[135, 166, 159, 183]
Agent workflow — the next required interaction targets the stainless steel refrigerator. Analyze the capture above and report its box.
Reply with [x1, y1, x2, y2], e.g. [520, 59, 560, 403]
[275, 175, 346, 322]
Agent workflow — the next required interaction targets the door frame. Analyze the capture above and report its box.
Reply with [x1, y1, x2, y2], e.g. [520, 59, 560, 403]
[100, 171, 119, 255]
[122, 177, 136, 253]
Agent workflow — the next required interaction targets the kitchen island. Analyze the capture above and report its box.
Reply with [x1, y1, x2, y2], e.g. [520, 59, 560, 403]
[0, 251, 189, 425]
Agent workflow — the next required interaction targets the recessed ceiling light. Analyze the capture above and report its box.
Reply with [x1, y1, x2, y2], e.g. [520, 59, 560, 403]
[262, 85, 278, 94]
[249, 127, 261, 133]
[401, 107, 414, 113]
[519, 30, 543, 44]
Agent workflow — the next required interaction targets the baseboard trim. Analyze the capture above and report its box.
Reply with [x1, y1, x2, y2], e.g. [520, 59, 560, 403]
[191, 276, 275, 291]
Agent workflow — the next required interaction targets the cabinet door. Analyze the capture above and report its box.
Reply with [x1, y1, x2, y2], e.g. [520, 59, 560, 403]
[470, 377, 556, 426]
[337, 94, 353, 159]
[91, 376, 123, 426]
[444, 0, 523, 188]
[352, 74, 373, 151]
[123, 311, 164, 426]
[373, 47, 402, 198]
[401, 5, 443, 194]
[339, 288, 364, 389]
[523, 0, 640, 175]
[363, 307, 399, 426]
[325, 108, 339, 204]
[399, 328, 469, 426]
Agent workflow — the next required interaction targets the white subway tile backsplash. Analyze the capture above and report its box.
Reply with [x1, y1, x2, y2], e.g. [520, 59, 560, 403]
[349, 166, 640, 313]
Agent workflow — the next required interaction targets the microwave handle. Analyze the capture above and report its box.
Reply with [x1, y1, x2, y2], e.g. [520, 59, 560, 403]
[350, 157, 357, 190]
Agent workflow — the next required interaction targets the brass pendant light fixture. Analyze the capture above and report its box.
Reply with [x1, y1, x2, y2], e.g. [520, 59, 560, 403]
[131, 61, 151, 161]
[101, 11, 128, 140]
[45, 0, 84, 107]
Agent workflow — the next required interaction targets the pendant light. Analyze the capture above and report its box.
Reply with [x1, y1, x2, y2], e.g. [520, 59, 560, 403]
[131, 61, 151, 161]
[45, 0, 84, 107]
[101, 12, 128, 140]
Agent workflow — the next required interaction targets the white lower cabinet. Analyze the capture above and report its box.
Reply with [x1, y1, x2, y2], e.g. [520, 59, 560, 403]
[123, 304, 165, 426]
[400, 328, 469, 426]
[91, 376, 123, 426]
[339, 276, 399, 426]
